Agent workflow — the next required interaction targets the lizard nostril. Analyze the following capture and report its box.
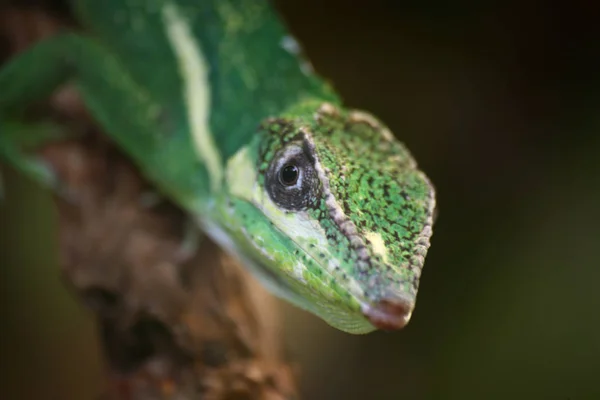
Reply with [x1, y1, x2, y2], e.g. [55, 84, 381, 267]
[362, 296, 414, 331]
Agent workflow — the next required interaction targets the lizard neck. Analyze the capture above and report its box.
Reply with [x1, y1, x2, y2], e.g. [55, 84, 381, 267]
[73, 0, 341, 211]
[160, 0, 340, 160]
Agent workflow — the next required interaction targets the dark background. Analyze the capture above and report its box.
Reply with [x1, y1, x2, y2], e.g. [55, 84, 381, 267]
[1, 0, 599, 399]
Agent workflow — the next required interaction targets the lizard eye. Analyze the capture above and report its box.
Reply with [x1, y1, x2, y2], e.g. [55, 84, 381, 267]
[265, 143, 319, 211]
[279, 164, 300, 186]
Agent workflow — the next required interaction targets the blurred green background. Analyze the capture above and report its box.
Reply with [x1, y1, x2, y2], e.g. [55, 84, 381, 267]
[1, 0, 600, 399]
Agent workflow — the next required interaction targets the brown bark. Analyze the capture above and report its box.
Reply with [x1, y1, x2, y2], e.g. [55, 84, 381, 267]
[1, 6, 298, 400]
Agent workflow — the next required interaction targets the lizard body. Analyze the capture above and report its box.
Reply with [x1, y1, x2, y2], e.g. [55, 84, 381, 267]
[0, 0, 436, 334]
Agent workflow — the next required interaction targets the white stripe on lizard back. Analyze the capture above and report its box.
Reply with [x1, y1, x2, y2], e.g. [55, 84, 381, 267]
[162, 2, 223, 193]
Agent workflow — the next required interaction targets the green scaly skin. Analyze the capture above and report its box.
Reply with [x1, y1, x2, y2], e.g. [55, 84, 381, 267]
[0, 0, 436, 334]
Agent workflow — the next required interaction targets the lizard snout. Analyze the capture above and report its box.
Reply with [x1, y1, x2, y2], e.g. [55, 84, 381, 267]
[361, 296, 414, 331]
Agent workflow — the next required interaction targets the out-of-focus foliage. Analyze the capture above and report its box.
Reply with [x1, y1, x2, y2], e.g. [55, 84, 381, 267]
[1, 1, 599, 399]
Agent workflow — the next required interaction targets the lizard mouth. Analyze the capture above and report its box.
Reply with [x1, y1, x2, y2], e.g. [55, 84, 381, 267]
[271, 224, 416, 332]
[361, 296, 414, 331]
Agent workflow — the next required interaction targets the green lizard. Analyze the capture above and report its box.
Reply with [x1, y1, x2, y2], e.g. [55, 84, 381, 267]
[0, 0, 436, 334]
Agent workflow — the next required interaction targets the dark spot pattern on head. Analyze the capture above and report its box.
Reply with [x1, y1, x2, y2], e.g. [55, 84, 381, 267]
[255, 103, 435, 305]
[310, 105, 435, 301]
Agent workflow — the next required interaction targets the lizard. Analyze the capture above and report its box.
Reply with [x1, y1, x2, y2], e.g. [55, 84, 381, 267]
[0, 0, 436, 334]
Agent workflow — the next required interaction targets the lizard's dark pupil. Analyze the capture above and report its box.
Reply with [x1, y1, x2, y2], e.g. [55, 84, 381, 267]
[280, 164, 299, 186]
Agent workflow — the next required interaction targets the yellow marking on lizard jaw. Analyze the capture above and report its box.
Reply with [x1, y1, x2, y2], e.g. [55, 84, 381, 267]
[226, 146, 256, 200]
[162, 2, 223, 193]
[365, 231, 389, 264]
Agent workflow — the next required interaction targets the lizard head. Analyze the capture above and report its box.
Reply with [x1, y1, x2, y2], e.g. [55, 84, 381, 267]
[223, 101, 436, 334]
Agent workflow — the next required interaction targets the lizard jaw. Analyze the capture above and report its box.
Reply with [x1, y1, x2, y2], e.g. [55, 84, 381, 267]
[361, 296, 414, 331]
